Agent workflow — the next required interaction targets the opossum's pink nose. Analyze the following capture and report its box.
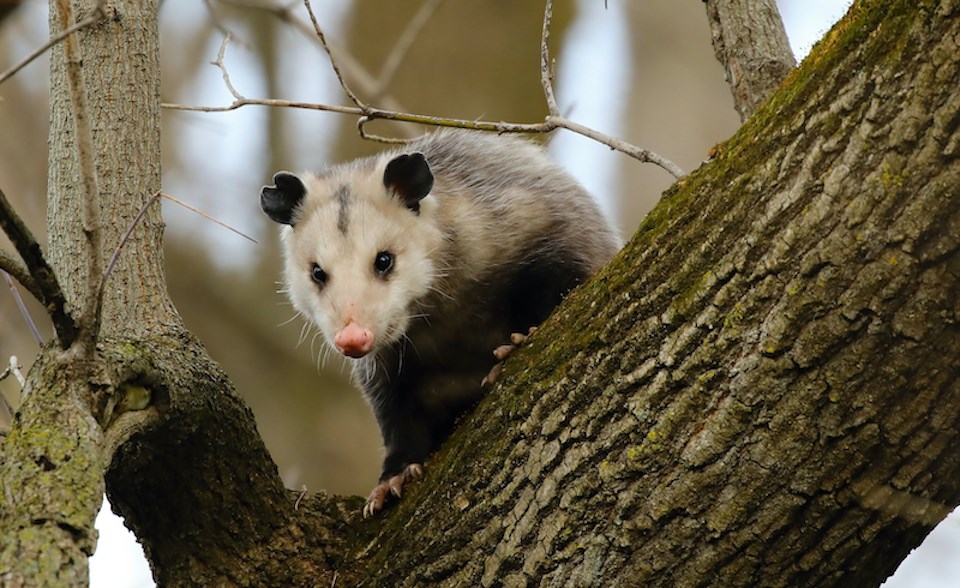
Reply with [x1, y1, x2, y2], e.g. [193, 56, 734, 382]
[335, 322, 374, 358]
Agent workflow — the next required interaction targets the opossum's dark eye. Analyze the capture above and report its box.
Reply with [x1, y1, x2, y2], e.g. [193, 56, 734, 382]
[311, 264, 328, 286]
[374, 251, 394, 278]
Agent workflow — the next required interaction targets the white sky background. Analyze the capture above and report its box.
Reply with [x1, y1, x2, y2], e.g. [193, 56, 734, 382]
[0, 0, 926, 585]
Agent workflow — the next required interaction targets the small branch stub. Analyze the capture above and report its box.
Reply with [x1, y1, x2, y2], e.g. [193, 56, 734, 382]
[704, 0, 796, 121]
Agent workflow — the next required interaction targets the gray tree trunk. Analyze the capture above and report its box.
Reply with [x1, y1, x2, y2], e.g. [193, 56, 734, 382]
[2, 0, 959, 586]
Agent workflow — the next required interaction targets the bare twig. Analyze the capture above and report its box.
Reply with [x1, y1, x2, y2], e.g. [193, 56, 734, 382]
[164, 0, 686, 178]
[2, 272, 43, 346]
[55, 0, 106, 354]
[539, 0, 560, 116]
[295, 485, 308, 510]
[213, 0, 413, 123]
[164, 95, 357, 115]
[99, 190, 256, 299]
[0, 356, 25, 429]
[303, 0, 366, 109]
[213, 33, 244, 101]
[357, 116, 410, 144]
[160, 192, 258, 244]
[372, 0, 446, 100]
[552, 117, 687, 179]
[0, 4, 107, 86]
[164, 96, 686, 177]
[0, 186, 77, 348]
[99, 192, 161, 294]
[0, 356, 26, 389]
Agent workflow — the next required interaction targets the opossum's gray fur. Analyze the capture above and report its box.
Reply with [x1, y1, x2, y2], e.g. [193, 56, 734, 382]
[262, 129, 620, 513]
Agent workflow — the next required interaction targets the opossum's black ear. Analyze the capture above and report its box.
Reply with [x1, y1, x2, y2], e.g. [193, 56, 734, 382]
[383, 152, 433, 213]
[261, 172, 306, 226]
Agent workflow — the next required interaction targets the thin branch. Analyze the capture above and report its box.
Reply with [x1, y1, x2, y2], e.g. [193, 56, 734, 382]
[163, 1, 686, 179]
[0, 186, 77, 348]
[0, 251, 43, 304]
[164, 96, 686, 178]
[357, 116, 412, 144]
[552, 117, 687, 179]
[99, 192, 161, 296]
[539, 0, 560, 116]
[211, 0, 419, 139]
[54, 0, 106, 354]
[160, 192, 258, 244]
[303, 0, 366, 110]
[99, 190, 256, 305]
[214, 33, 244, 101]
[6, 356, 26, 392]
[372, 0, 446, 100]
[0, 5, 107, 86]
[2, 272, 43, 346]
[0, 356, 25, 430]
[163, 96, 355, 114]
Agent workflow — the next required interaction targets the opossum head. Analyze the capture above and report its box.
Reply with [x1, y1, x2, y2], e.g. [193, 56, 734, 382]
[261, 152, 443, 358]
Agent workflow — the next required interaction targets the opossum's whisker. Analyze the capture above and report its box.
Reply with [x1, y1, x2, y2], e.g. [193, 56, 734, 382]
[277, 312, 301, 328]
[400, 331, 423, 361]
[296, 318, 312, 347]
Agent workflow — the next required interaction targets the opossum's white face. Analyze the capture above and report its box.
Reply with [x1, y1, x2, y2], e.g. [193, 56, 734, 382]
[263, 154, 443, 358]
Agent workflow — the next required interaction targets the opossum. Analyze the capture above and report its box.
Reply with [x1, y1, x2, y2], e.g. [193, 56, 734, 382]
[261, 129, 620, 517]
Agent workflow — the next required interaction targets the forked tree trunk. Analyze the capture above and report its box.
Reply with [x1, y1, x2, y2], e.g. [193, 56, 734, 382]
[1, 0, 959, 586]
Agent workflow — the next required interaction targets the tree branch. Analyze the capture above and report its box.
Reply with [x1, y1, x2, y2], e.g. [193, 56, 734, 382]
[0, 251, 43, 304]
[539, 0, 560, 116]
[704, 0, 796, 121]
[303, 0, 365, 110]
[0, 187, 77, 348]
[53, 0, 106, 354]
[0, 3, 106, 86]
[162, 9, 687, 180]
[213, 0, 418, 137]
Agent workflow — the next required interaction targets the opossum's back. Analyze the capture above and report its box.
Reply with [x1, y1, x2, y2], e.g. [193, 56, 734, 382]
[412, 129, 621, 273]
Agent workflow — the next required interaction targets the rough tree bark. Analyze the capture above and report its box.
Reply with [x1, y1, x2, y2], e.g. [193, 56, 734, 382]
[704, 0, 797, 121]
[1, 0, 959, 586]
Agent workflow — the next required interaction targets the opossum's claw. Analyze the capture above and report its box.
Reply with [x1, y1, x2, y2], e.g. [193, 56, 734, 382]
[482, 327, 539, 386]
[363, 463, 424, 518]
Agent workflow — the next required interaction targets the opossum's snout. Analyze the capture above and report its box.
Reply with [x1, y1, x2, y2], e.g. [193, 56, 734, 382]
[335, 321, 375, 358]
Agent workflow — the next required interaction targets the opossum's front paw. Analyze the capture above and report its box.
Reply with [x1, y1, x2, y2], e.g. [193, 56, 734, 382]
[481, 327, 538, 386]
[362, 463, 424, 518]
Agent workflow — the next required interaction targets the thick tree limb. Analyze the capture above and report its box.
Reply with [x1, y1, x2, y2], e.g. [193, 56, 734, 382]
[100, 332, 369, 586]
[348, 2, 960, 584]
[0, 187, 77, 347]
[0, 252, 43, 304]
[0, 350, 106, 584]
[704, 0, 796, 121]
